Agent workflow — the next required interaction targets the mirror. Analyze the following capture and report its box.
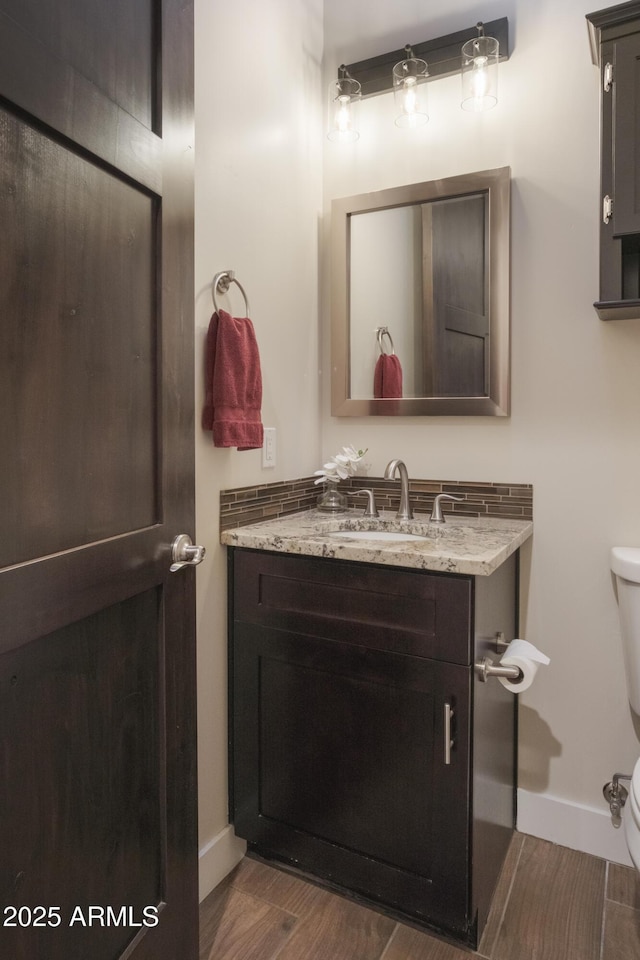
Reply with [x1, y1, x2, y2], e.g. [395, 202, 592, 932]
[331, 167, 510, 416]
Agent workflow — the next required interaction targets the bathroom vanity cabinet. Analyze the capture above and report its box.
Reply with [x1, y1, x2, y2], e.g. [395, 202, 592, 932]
[587, 2, 640, 320]
[228, 547, 518, 946]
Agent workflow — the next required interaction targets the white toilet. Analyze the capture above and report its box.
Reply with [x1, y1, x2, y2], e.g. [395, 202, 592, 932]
[610, 546, 640, 869]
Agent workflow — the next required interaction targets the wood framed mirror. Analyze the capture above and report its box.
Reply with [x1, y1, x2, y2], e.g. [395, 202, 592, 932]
[330, 167, 510, 416]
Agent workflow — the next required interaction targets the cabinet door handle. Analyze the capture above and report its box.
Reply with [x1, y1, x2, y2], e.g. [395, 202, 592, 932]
[444, 701, 454, 765]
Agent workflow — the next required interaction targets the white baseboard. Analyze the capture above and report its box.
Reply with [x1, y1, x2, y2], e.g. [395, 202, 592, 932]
[198, 824, 246, 903]
[517, 788, 633, 867]
[197, 797, 634, 903]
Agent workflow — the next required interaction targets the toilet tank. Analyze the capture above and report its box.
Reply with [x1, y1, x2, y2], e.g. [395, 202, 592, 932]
[611, 547, 640, 714]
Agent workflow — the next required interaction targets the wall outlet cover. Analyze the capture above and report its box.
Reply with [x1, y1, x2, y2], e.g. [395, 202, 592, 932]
[262, 427, 276, 468]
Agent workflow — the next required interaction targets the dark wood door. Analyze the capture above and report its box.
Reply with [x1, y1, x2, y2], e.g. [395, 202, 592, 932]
[423, 194, 489, 397]
[0, 2, 198, 959]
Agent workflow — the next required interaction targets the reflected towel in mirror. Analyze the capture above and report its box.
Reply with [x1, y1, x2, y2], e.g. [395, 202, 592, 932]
[373, 353, 403, 399]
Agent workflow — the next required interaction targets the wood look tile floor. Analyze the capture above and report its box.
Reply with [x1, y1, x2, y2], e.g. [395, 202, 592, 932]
[199, 833, 640, 960]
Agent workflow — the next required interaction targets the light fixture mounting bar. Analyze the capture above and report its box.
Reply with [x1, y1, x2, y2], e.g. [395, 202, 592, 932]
[344, 17, 509, 98]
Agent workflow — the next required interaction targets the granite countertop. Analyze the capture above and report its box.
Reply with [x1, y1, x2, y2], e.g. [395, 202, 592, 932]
[220, 509, 533, 576]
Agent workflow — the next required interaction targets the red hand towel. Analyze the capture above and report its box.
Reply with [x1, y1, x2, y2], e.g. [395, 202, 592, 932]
[373, 353, 403, 399]
[202, 309, 264, 450]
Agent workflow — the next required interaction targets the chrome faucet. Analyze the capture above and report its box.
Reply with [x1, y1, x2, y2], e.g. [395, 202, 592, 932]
[348, 488, 379, 517]
[384, 459, 413, 520]
[430, 493, 464, 523]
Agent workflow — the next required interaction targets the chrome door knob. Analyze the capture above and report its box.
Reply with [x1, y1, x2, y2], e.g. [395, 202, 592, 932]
[170, 534, 206, 572]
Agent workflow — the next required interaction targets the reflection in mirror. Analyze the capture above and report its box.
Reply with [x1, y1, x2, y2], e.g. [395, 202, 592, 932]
[331, 167, 510, 416]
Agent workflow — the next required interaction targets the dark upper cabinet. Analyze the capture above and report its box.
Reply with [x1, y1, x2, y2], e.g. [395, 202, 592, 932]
[610, 34, 640, 236]
[228, 548, 518, 947]
[588, 2, 640, 319]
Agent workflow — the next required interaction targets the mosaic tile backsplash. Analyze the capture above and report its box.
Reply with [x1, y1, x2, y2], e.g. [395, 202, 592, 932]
[220, 475, 533, 531]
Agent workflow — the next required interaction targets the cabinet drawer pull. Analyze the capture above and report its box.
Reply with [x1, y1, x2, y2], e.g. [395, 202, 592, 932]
[444, 701, 454, 765]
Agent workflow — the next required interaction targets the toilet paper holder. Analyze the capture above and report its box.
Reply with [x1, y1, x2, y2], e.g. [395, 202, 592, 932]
[474, 656, 523, 683]
[475, 633, 523, 682]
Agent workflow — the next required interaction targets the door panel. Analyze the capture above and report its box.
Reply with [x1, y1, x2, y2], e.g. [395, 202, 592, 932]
[0, 0, 156, 128]
[0, 1, 197, 958]
[233, 623, 471, 933]
[0, 106, 157, 566]
[0, 592, 163, 960]
[423, 194, 489, 397]
[0, 11, 161, 192]
[613, 33, 640, 237]
[260, 655, 438, 876]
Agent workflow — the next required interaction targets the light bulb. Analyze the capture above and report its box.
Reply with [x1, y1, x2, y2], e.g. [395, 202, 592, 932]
[471, 57, 489, 99]
[461, 34, 498, 112]
[336, 97, 352, 134]
[327, 73, 361, 143]
[402, 78, 418, 116]
[393, 57, 428, 128]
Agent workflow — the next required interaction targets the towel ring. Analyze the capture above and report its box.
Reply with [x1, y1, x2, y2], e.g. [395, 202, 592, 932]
[212, 270, 250, 317]
[376, 326, 395, 356]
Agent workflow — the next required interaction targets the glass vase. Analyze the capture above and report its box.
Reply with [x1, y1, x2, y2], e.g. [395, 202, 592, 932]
[317, 480, 348, 513]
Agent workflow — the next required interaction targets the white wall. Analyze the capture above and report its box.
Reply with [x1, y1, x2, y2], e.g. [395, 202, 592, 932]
[350, 206, 421, 397]
[194, 0, 324, 897]
[323, 0, 640, 865]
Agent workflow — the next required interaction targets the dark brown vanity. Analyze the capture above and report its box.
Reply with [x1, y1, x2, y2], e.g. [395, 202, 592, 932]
[588, 1, 640, 320]
[227, 544, 520, 947]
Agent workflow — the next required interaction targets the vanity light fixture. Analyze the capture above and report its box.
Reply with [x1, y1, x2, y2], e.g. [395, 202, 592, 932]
[461, 22, 499, 112]
[327, 65, 361, 142]
[329, 16, 508, 141]
[393, 46, 429, 127]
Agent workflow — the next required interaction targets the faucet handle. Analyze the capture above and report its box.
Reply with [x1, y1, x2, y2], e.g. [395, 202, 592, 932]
[348, 488, 379, 517]
[430, 493, 464, 523]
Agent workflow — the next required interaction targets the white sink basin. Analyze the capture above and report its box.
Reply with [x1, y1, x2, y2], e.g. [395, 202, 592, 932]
[331, 530, 429, 542]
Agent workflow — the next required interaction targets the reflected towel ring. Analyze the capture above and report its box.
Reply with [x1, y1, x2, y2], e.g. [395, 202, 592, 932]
[376, 326, 395, 356]
[212, 270, 250, 317]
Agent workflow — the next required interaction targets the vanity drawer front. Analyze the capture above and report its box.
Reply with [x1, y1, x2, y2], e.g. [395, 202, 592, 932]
[230, 548, 472, 664]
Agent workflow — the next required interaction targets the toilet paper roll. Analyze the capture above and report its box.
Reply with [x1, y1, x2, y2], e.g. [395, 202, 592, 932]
[498, 638, 550, 693]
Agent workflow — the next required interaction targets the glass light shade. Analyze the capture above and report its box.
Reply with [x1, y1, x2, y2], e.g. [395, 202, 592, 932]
[327, 76, 361, 143]
[392, 58, 428, 128]
[461, 35, 499, 112]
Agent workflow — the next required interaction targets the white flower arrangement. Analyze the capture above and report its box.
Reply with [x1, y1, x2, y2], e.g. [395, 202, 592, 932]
[314, 445, 368, 485]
